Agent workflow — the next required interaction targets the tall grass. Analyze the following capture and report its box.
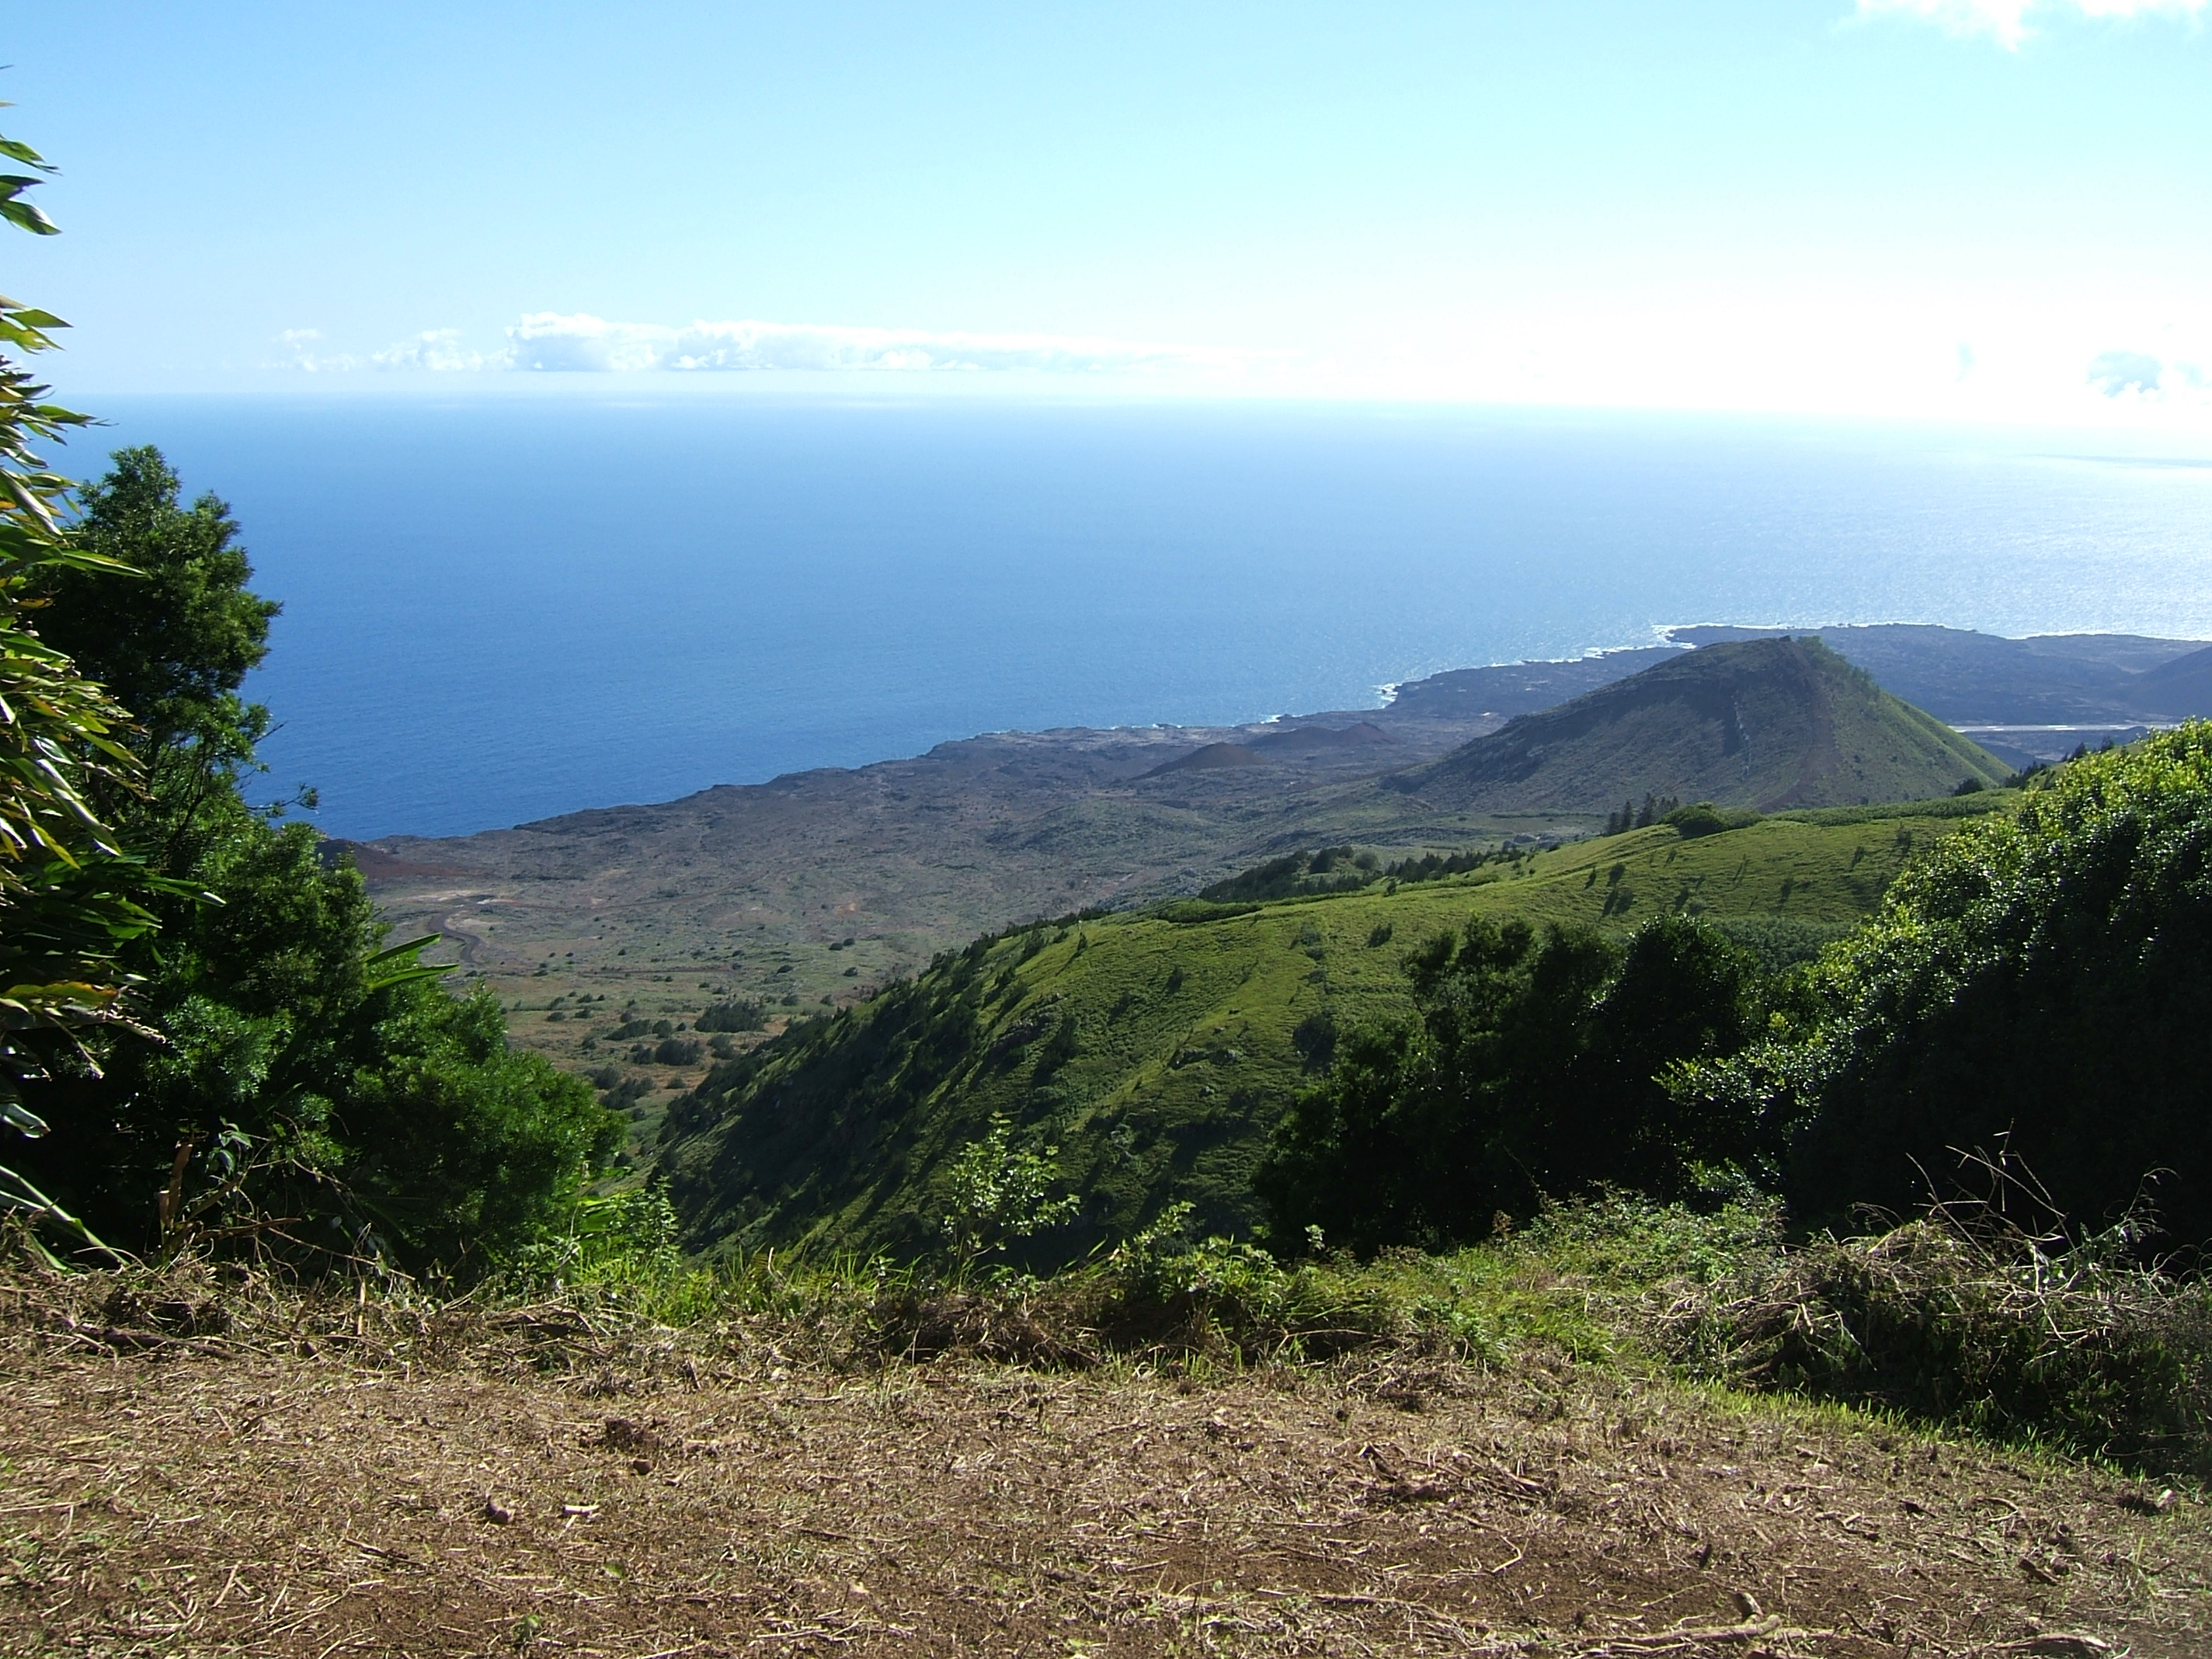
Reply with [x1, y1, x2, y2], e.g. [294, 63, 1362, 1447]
[1657, 1206, 2212, 1478]
[17, 1188, 2211, 1477]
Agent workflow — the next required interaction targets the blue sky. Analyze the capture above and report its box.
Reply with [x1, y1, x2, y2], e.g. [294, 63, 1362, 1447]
[8, 1, 2210, 424]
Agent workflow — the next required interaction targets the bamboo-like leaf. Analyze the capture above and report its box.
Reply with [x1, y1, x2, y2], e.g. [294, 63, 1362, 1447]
[0, 137, 54, 172]
[0, 115, 150, 1106]
[0, 1163, 131, 1264]
[0, 1096, 48, 1136]
[363, 934, 443, 969]
[0, 198, 57, 235]
[363, 934, 454, 992]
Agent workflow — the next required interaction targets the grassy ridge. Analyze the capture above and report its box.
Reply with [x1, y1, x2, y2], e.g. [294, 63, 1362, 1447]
[659, 796, 2014, 1261]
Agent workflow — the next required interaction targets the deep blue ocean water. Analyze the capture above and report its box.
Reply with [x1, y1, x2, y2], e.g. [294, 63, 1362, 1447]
[81, 394, 2212, 840]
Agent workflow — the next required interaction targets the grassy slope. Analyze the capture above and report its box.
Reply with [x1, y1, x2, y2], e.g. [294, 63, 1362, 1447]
[660, 795, 2012, 1261]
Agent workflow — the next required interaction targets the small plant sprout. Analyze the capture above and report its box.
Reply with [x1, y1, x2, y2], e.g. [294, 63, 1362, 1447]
[941, 1113, 1079, 1270]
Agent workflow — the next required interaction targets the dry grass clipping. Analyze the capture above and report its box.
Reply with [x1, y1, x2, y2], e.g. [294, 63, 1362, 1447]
[2, 1261, 2210, 1657]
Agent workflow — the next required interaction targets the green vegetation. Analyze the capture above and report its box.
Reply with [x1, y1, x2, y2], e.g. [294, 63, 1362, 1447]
[1697, 724, 2212, 1250]
[1199, 843, 1378, 902]
[0, 111, 156, 1254]
[648, 731, 2212, 1473]
[1257, 913, 1786, 1254]
[0, 117, 617, 1277]
[695, 998, 767, 1032]
[938, 1112, 1080, 1268]
[659, 800, 2007, 1260]
[1663, 1205, 2212, 1476]
[5, 447, 619, 1271]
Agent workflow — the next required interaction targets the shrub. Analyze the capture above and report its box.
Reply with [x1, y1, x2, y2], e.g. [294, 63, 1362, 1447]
[940, 1114, 1078, 1268]
[1664, 801, 1756, 837]
[697, 1000, 766, 1033]
[1720, 724, 2212, 1246]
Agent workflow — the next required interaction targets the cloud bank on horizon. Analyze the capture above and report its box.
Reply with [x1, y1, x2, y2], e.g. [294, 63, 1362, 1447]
[283, 314, 1258, 379]
[269, 308, 2212, 430]
[1859, 0, 2207, 47]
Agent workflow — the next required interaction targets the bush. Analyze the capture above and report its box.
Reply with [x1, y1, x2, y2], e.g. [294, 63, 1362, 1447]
[1200, 847, 1376, 905]
[1663, 801, 1757, 837]
[697, 1000, 766, 1033]
[1731, 725, 2212, 1246]
[940, 1114, 1078, 1267]
[1705, 916, 1853, 975]
[339, 985, 621, 1267]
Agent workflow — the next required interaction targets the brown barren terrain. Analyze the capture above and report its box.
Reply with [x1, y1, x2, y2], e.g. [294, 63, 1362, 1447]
[4, 1273, 2205, 1657]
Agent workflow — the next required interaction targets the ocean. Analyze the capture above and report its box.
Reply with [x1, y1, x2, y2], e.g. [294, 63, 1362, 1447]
[82, 393, 2212, 840]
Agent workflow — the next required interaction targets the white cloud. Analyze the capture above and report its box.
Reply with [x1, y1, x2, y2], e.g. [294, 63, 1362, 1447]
[2088, 348, 2168, 395]
[273, 313, 1261, 381]
[371, 328, 500, 372]
[274, 328, 360, 372]
[1857, 0, 2207, 48]
[503, 313, 671, 372]
[259, 307, 2212, 431]
[503, 312, 1253, 375]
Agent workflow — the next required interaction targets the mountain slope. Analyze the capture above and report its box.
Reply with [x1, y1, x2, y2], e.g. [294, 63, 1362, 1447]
[1397, 637, 2009, 814]
[656, 796, 2012, 1261]
[2132, 643, 2212, 718]
[1671, 623, 2211, 722]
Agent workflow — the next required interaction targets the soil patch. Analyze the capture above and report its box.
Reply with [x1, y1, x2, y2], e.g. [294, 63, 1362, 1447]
[3, 1313, 2207, 1656]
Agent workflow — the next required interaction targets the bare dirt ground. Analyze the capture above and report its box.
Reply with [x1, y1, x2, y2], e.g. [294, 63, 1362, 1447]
[4, 1299, 2207, 1657]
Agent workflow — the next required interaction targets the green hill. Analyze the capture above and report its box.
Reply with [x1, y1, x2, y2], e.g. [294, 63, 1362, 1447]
[1397, 636, 2009, 814]
[657, 795, 2012, 1262]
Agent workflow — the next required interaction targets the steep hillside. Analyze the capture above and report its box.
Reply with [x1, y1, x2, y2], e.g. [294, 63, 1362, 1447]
[657, 795, 2012, 1261]
[2133, 642, 2212, 718]
[1399, 637, 2009, 813]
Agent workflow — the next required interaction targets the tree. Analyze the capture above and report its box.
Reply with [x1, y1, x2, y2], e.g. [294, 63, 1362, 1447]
[14, 454, 621, 1270]
[1258, 915, 1768, 1254]
[37, 446, 280, 847]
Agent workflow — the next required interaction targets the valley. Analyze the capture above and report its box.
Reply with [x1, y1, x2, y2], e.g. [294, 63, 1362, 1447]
[656, 795, 2009, 1257]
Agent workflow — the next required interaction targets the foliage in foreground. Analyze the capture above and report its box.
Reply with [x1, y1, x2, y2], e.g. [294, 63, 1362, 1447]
[29, 1188, 2212, 1480]
[9, 450, 621, 1271]
[1690, 722, 2212, 1248]
[478, 1188, 2212, 1479]
[0, 108, 162, 1257]
[1661, 1199, 2212, 1479]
